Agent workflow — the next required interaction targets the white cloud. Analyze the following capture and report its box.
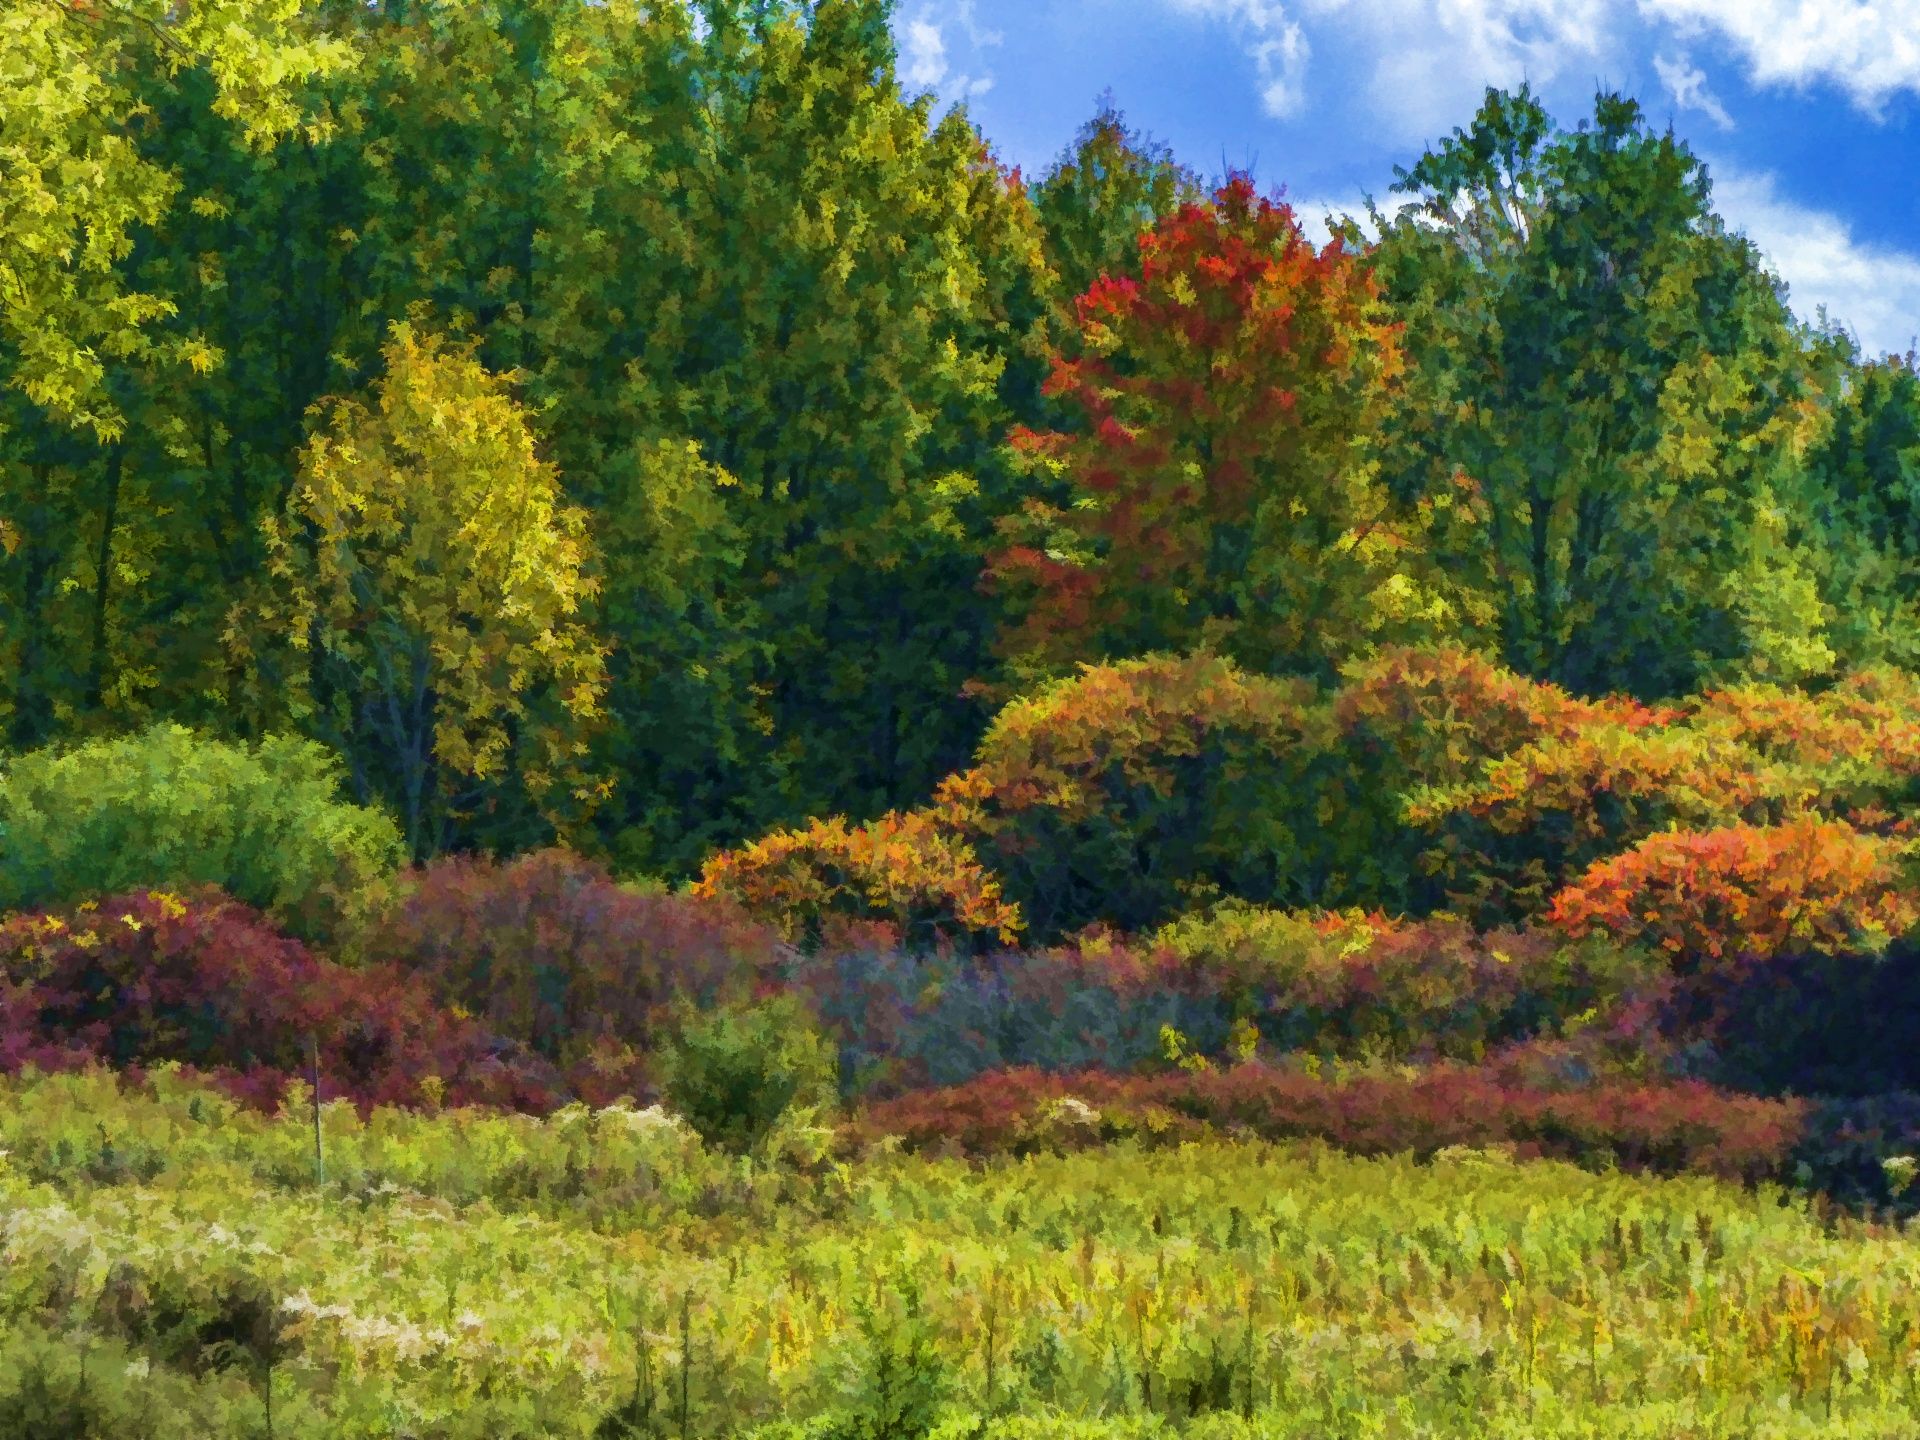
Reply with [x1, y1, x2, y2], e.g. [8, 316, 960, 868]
[1203, 0, 1616, 142]
[902, 18, 948, 91]
[1142, 0, 1917, 144]
[897, 3, 1000, 103]
[951, 0, 1005, 50]
[1710, 164, 1920, 359]
[1287, 168, 1920, 360]
[1638, 0, 1920, 116]
[1653, 50, 1735, 128]
[1165, 0, 1314, 118]
[1284, 191, 1424, 247]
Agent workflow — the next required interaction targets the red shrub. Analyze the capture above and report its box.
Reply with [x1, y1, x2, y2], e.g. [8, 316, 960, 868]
[844, 1061, 1807, 1183]
[0, 888, 562, 1113]
[367, 849, 789, 1103]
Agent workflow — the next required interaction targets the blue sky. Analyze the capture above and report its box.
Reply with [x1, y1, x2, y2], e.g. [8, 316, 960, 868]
[889, 0, 1920, 360]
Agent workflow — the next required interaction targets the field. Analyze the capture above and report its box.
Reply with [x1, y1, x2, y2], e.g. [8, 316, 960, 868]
[4, 1066, 1919, 1439]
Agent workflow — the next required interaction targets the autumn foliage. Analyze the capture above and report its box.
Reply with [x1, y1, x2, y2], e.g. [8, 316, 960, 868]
[843, 1061, 1806, 1184]
[692, 808, 1023, 951]
[929, 651, 1331, 938]
[1402, 671, 1920, 923]
[0, 889, 563, 1114]
[1548, 818, 1918, 971]
[362, 849, 787, 1104]
[989, 175, 1429, 680]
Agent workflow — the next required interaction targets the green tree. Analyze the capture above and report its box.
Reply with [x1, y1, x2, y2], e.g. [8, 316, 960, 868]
[243, 322, 608, 861]
[1356, 87, 1837, 700]
[307, 0, 747, 872]
[641, 0, 1056, 848]
[1800, 340, 1920, 670]
[0, 0, 351, 445]
[1029, 93, 1206, 316]
[0, 2, 374, 751]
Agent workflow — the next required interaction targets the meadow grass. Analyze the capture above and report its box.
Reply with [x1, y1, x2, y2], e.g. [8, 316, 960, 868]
[3, 1067, 1920, 1435]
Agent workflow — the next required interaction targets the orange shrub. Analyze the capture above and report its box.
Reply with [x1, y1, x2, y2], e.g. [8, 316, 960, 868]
[1325, 646, 1682, 917]
[692, 810, 1022, 951]
[1546, 816, 1920, 968]
[1333, 646, 1608, 773]
[925, 651, 1335, 940]
[1406, 669, 1920, 924]
[1683, 676, 1920, 834]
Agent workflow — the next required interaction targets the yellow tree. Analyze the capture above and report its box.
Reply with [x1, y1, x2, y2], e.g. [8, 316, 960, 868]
[243, 321, 608, 859]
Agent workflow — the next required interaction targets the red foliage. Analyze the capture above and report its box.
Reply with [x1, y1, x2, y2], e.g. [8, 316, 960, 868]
[986, 174, 1406, 673]
[364, 849, 790, 1104]
[845, 1061, 1807, 1183]
[0, 889, 562, 1114]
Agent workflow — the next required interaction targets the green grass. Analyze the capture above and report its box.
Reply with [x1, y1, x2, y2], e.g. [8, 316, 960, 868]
[2, 1065, 1918, 1437]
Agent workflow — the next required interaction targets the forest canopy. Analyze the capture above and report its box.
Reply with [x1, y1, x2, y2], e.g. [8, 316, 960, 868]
[4, 0, 1916, 884]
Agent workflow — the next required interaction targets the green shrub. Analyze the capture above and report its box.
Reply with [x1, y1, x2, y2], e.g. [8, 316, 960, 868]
[659, 993, 839, 1155]
[0, 725, 403, 952]
[1138, 903, 1663, 1065]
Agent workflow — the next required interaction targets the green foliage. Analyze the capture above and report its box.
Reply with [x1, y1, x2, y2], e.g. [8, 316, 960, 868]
[823, 1283, 951, 1440]
[1, 1063, 1918, 1435]
[1802, 342, 1920, 671]
[632, 0, 1056, 853]
[0, 1320, 315, 1440]
[0, 0, 352, 445]
[1145, 902, 1661, 1064]
[1361, 86, 1839, 700]
[0, 723, 401, 948]
[659, 993, 841, 1155]
[1029, 93, 1205, 313]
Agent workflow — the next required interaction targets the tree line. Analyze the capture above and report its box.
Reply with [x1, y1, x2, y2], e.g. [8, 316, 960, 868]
[5, 0, 1918, 877]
